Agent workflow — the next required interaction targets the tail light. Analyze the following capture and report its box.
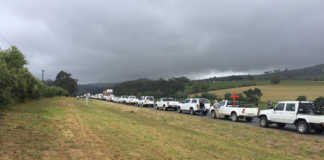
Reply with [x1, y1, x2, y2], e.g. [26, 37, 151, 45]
[242, 108, 246, 114]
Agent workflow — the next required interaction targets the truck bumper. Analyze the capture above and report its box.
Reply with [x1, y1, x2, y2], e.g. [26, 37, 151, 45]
[166, 105, 178, 110]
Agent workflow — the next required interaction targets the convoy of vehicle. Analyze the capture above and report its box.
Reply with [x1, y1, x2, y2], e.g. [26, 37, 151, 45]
[87, 94, 324, 134]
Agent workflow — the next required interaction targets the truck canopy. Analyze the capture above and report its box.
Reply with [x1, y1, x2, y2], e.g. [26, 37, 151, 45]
[298, 102, 324, 115]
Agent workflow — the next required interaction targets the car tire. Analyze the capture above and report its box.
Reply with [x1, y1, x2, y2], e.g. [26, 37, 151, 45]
[231, 112, 238, 122]
[297, 120, 309, 134]
[190, 108, 195, 115]
[211, 111, 216, 119]
[177, 107, 182, 113]
[259, 116, 269, 128]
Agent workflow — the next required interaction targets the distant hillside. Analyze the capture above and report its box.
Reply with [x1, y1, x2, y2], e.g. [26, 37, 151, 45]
[257, 64, 324, 80]
[78, 64, 324, 96]
[202, 64, 324, 81]
[78, 82, 116, 95]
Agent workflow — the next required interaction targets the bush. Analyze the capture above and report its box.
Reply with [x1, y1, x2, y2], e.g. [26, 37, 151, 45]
[296, 96, 307, 101]
[200, 92, 221, 103]
[0, 46, 68, 107]
[224, 88, 263, 106]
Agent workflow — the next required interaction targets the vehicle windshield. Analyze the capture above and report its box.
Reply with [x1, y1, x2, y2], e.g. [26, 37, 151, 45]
[219, 101, 226, 106]
[298, 103, 323, 115]
[164, 98, 174, 101]
[147, 97, 154, 101]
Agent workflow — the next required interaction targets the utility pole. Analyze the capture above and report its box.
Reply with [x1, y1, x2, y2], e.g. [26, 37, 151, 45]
[41, 70, 45, 82]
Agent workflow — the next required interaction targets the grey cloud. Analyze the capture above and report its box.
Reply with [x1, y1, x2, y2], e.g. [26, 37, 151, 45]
[0, 0, 324, 83]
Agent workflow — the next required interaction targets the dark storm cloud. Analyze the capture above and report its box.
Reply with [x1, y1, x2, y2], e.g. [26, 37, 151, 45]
[1, 0, 324, 83]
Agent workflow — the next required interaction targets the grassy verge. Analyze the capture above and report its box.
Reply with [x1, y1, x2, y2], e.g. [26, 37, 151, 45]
[1, 97, 324, 160]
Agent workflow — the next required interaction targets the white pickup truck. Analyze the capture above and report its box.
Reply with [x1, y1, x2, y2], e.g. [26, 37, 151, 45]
[138, 96, 154, 107]
[156, 98, 179, 111]
[210, 100, 258, 122]
[126, 96, 138, 105]
[258, 101, 324, 134]
[177, 98, 211, 115]
[118, 96, 128, 103]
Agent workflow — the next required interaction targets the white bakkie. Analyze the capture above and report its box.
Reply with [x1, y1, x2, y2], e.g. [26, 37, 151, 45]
[138, 96, 154, 107]
[156, 98, 179, 111]
[258, 101, 324, 134]
[177, 98, 211, 115]
[126, 96, 138, 105]
[210, 100, 259, 122]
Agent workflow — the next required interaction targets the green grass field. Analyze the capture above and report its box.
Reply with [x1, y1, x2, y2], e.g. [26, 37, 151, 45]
[1, 97, 324, 160]
[205, 80, 324, 101]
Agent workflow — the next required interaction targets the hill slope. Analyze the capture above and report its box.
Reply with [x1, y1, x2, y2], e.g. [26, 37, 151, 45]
[208, 80, 324, 102]
[1, 97, 324, 159]
[259, 64, 324, 80]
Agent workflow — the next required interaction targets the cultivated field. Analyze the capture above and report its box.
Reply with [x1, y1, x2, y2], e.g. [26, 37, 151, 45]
[207, 80, 324, 101]
[1, 97, 324, 160]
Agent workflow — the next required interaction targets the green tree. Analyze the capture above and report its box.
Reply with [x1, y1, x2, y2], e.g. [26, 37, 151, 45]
[0, 46, 68, 107]
[54, 71, 78, 96]
[243, 88, 263, 105]
[296, 96, 307, 101]
[224, 93, 231, 100]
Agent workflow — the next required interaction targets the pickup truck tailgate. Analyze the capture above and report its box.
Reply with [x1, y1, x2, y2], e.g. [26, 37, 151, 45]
[241, 108, 259, 117]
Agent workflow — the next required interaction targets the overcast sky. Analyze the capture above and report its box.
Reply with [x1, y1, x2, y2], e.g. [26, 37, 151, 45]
[0, 0, 324, 83]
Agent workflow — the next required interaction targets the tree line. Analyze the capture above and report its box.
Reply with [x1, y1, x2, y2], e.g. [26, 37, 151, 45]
[113, 77, 190, 98]
[0, 46, 69, 107]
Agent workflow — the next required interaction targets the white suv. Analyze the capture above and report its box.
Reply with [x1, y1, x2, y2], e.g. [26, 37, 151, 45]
[178, 98, 211, 115]
[258, 101, 324, 134]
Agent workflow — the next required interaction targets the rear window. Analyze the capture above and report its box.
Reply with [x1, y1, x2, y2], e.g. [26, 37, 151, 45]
[298, 103, 323, 115]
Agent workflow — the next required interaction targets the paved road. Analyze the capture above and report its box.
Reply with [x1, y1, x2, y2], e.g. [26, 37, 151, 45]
[104, 100, 324, 138]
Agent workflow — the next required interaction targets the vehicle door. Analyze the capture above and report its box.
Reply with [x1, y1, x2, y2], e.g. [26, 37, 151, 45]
[191, 99, 198, 110]
[218, 101, 227, 116]
[183, 99, 191, 111]
[156, 99, 162, 107]
[281, 103, 297, 124]
[270, 103, 286, 122]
